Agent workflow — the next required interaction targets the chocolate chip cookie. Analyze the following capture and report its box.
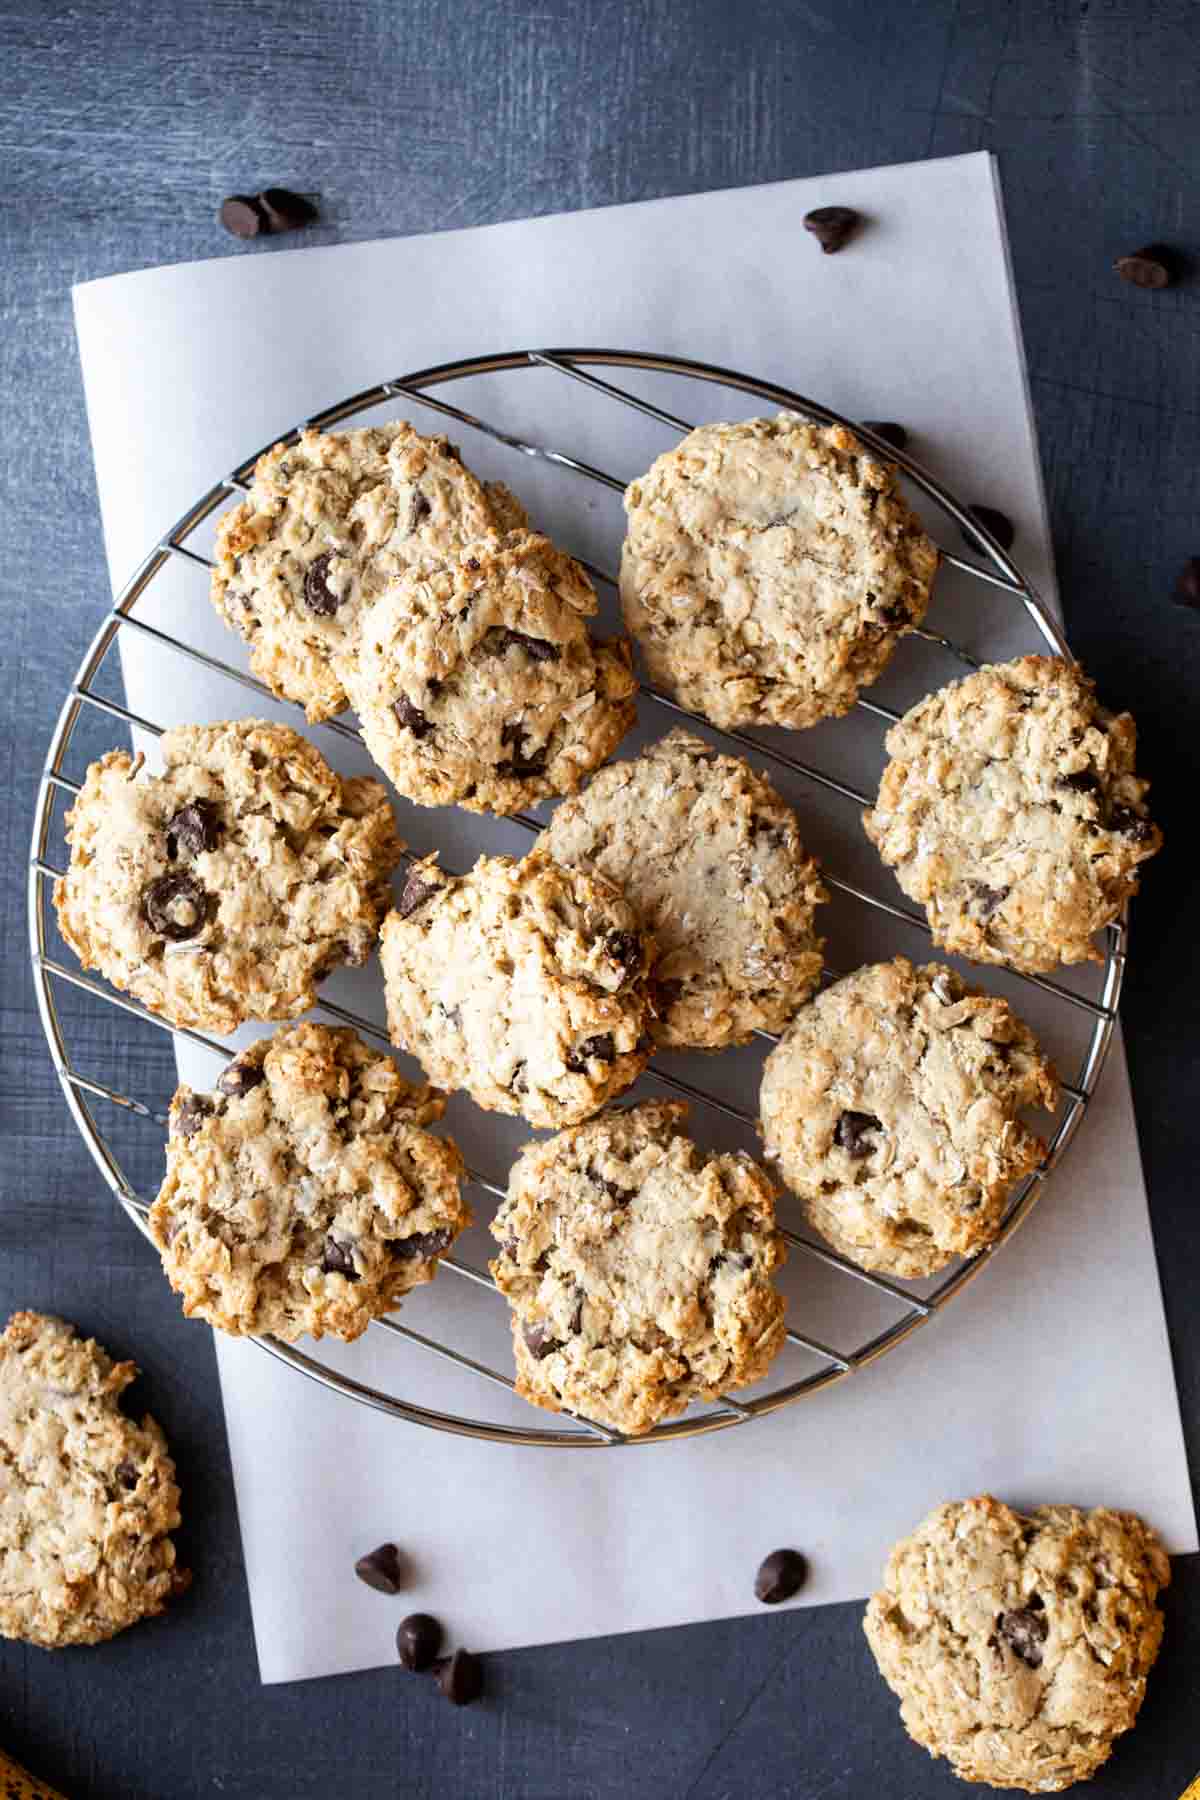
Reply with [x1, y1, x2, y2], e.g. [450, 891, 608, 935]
[620, 416, 939, 730]
[541, 727, 826, 1047]
[864, 1494, 1170, 1792]
[489, 1101, 787, 1435]
[0, 1312, 187, 1648]
[211, 422, 528, 721]
[349, 531, 637, 814]
[863, 656, 1161, 974]
[380, 851, 652, 1129]
[758, 958, 1058, 1278]
[54, 719, 403, 1035]
[149, 1022, 469, 1341]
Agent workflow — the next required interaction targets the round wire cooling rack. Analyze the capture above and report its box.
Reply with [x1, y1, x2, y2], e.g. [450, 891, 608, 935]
[28, 348, 1125, 1449]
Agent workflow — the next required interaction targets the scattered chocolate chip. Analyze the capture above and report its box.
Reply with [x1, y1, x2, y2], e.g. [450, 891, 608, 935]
[569, 1289, 585, 1334]
[496, 721, 548, 779]
[257, 187, 319, 233]
[322, 1236, 360, 1281]
[143, 872, 209, 941]
[971, 881, 1011, 920]
[523, 1322, 560, 1360]
[862, 420, 908, 451]
[1108, 805, 1155, 842]
[217, 1058, 265, 1098]
[803, 205, 861, 254]
[587, 1164, 632, 1206]
[834, 1110, 881, 1158]
[392, 693, 432, 738]
[1114, 244, 1176, 290]
[396, 1612, 442, 1671]
[486, 627, 560, 663]
[354, 1543, 406, 1595]
[1173, 558, 1200, 609]
[173, 1094, 214, 1138]
[219, 195, 267, 239]
[996, 1604, 1048, 1667]
[605, 930, 641, 972]
[961, 505, 1015, 553]
[566, 1033, 615, 1072]
[166, 799, 222, 858]
[302, 552, 342, 616]
[1059, 770, 1100, 798]
[389, 1228, 454, 1262]
[115, 1459, 139, 1490]
[754, 1548, 809, 1605]
[874, 599, 911, 627]
[396, 868, 439, 919]
[407, 491, 432, 533]
[432, 1648, 483, 1706]
[508, 1060, 528, 1094]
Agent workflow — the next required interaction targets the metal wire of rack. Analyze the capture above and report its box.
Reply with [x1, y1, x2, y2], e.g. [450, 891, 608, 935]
[28, 349, 1124, 1449]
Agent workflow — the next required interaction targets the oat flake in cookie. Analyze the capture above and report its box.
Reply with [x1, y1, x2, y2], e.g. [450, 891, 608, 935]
[211, 422, 529, 721]
[620, 416, 939, 731]
[863, 655, 1161, 974]
[149, 1022, 469, 1342]
[864, 1495, 1170, 1792]
[542, 727, 826, 1048]
[759, 959, 1058, 1279]
[349, 531, 637, 815]
[489, 1101, 787, 1435]
[0, 1312, 187, 1649]
[380, 851, 652, 1130]
[53, 719, 403, 1035]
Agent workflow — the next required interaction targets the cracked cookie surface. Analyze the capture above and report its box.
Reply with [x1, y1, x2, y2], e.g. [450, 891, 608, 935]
[149, 1022, 469, 1342]
[0, 1312, 187, 1648]
[349, 531, 637, 814]
[489, 1101, 787, 1435]
[758, 958, 1058, 1278]
[542, 727, 826, 1047]
[54, 719, 403, 1035]
[864, 1494, 1170, 1792]
[211, 422, 528, 720]
[863, 656, 1161, 974]
[620, 415, 939, 730]
[380, 851, 652, 1129]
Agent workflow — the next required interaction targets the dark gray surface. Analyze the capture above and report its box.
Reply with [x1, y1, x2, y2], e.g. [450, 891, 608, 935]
[2, 2, 1199, 1794]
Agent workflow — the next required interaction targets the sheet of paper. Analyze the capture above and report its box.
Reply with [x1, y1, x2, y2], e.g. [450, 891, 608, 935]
[71, 152, 1196, 1685]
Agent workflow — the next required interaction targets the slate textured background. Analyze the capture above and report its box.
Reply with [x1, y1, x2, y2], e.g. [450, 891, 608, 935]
[2, 2, 1199, 1795]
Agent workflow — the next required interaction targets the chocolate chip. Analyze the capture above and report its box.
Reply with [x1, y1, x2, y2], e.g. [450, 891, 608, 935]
[523, 1322, 560, 1360]
[862, 420, 908, 451]
[166, 799, 222, 858]
[217, 1058, 265, 1098]
[219, 195, 267, 239]
[353, 1543, 405, 1594]
[322, 1236, 360, 1281]
[303, 552, 342, 616]
[396, 869, 439, 919]
[587, 1164, 632, 1206]
[754, 1548, 809, 1605]
[115, 1459, 139, 1490]
[874, 599, 911, 627]
[508, 1060, 528, 1094]
[143, 872, 209, 941]
[971, 881, 1010, 920]
[486, 627, 560, 663]
[1173, 558, 1200, 609]
[396, 1612, 442, 1671]
[605, 930, 641, 972]
[961, 505, 1015, 553]
[173, 1094, 213, 1138]
[392, 693, 432, 738]
[1114, 244, 1176, 290]
[496, 721, 548, 779]
[996, 1604, 1048, 1667]
[1059, 770, 1100, 798]
[569, 1290, 585, 1334]
[407, 491, 432, 533]
[803, 205, 861, 254]
[257, 187, 319, 233]
[566, 1033, 615, 1072]
[389, 1228, 454, 1262]
[1108, 805, 1155, 842]
[432, 1648, 482, 1706]
[834, 1110, 881, 1158]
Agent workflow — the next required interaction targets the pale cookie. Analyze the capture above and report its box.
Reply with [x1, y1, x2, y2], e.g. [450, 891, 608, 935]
[54, 719, 403, 1035]
[758, 958, 1058, 1279]
[149, 1022, 469, 1342]
[541, 727, 826, 1048]
[380, 851, 652, 1129]
[0, 1312, 187, 1649]
[863, 656, 1161, 974]
[349, 531, 637, 814]
[489, 1101, 787, 1435]
[211, 422, 528, 720]
[620, 415, 939, 730]
[864, 1494, 1170, 1792]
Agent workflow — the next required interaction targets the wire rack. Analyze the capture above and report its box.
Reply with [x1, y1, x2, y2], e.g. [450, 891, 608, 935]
[28, 349, 1124, 1448]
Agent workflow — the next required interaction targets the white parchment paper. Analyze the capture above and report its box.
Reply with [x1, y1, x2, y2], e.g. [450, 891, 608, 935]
[71, 153, 1196, 1684]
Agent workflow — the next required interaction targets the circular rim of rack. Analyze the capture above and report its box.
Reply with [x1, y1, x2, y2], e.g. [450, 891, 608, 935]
[28, 347, 1125, 1448]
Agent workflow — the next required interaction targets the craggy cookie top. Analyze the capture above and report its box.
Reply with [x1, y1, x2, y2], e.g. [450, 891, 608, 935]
[620, 416, 939, 730]
[211, 422, 528, 720]
[864, 1495, 1170, 1792]
[863, 656, 1161, 974]
[542, 727, 826, 1047]
[0, 1312, 187, 1649]
[149, 1022, 469, 1343]
[54, 720, 403, 1035]
[489, 1101, 787, 1435]
[349, 531, 637, 814]
[380, 851, 652, 1129]
[758, 958, 1058, 1279]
